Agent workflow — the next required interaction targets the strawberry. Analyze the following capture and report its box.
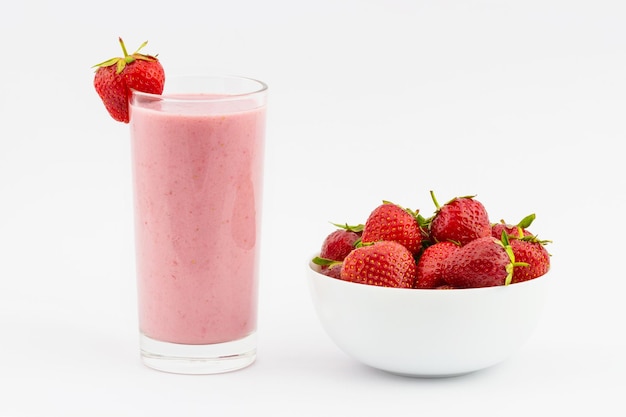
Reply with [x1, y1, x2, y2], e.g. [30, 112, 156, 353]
[428, 191, 491, 246]
[492, 213, 535, 240]
[442, 236, 523, 288]
[436, 284, 456, 289]
[93, 38, 165, 123]
[341, 241, 417, 288]
[319, 228, 361, 262]
[510, 237, 551, 283]
[321, 262, 343, 279]
[415, 241, 459, 289]
[361, 202, 422, 255]
[311, 227, 361, 279]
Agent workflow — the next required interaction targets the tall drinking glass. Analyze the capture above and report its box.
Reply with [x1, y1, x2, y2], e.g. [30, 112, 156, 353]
[129, 75, 267, 374]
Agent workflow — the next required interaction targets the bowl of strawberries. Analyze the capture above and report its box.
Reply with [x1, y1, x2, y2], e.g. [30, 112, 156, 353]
[307, 191, 551, 377]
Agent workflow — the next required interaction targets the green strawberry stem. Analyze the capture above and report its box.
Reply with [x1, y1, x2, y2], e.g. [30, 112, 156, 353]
[92, 38, 156, 74]
[311, 256, 342, 267]
[430, 190, 477, 210]
[518, 213, 536, 229]
[500, 231, 528, 285]
[430, 190, 441, 211]
[520, 234, 552, 245]
[119, 38, 131, 60]
[330, 222, 364, 233]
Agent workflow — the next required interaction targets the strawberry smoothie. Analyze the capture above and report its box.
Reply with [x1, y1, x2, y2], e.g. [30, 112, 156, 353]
[128, 76, 267, 372]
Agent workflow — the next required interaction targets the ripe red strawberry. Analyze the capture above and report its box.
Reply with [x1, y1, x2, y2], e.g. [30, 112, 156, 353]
[510, 237, 550, 283]
[93, 38, 165, 123]
[311, 227, 361, 279]
[321, 262, 343, 279]
[319, 228, 361, 262]
[361, 202, 422, 254]
[442, 236, 520, 288]
[341, 241, 417, 288]
[436, 284, 456, 289]
[415, 241, 459, 289]
[492, 213, 535, 240]
[428, 191, 491, 246]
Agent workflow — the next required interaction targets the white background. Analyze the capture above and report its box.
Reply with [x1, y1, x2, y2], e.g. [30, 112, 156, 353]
[1, 0, 625, 416]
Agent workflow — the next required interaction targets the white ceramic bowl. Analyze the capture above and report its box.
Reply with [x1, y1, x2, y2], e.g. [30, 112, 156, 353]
[307, 255, 549, 377]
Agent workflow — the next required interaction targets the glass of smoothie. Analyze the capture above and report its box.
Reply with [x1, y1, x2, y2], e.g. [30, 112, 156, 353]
[128, 75, 267, 374]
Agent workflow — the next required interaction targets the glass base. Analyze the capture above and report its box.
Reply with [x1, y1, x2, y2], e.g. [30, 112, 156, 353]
[139, 332, 257, 375]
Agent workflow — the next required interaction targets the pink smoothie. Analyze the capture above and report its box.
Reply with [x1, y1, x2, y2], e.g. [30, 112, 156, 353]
[129, 93, 266, 345]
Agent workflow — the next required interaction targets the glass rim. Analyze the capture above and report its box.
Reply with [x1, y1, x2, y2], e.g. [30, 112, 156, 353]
[130, 74, 268, 103]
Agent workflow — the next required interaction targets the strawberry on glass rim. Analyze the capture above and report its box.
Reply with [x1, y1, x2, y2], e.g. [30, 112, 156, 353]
[92, 37, 165, 123]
